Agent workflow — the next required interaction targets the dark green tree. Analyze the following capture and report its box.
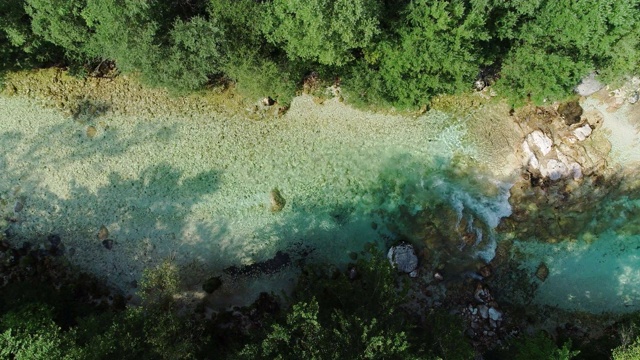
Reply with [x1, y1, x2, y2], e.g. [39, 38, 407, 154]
[344, 0, 490, 108]
[496, 0, 640, 104]
[262, 0, 382, 66]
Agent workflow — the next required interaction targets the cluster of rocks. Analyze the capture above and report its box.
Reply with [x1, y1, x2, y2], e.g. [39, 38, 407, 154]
[0, 235, 67, 279]
[519, 101, 609, 183]
[459, 279, 511, 349]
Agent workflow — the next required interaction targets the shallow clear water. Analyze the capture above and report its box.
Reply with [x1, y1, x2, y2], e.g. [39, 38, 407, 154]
[1, 94, 639, 312]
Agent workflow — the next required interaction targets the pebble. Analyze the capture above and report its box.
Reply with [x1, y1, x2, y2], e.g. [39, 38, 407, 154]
[86, 125, 97, 138]
[13, 200, 24, 213]
[98, 225, 109, 240]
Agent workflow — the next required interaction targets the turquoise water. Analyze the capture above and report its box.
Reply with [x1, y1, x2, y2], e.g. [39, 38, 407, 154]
[1, 94, 639, 313]
[511, 186, 640, 313]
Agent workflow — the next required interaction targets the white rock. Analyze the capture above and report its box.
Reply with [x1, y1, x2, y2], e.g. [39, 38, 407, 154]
[557, 152, 583, 180]
[387, 243, 418, 274]
[488, 307, 502, 321]
[522, 141, 540, 169]
[543, 159, 568, 181]
[527, 130, 553, 156]
[573, 124, 592, 141]
[575, 73, 604, 96]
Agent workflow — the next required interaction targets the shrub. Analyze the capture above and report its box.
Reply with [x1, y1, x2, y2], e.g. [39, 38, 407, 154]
[262, 0, 382, 66]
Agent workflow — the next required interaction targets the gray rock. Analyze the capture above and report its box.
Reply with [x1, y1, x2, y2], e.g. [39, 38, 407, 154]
[488, 307, 502, 321]
[478, 305, 489, 319]
[629, 91, 639, 104]
[575, 73, 604, 96]
[572, 124, 592, 141]
[387, 243, 418, 274]
[543, 159, 568, 181]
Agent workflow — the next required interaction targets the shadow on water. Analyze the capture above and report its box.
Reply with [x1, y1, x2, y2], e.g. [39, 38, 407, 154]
[3, 112, 640, 312]
[1, 117, 513, 303]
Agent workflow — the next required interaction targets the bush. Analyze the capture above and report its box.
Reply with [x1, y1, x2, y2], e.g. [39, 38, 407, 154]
[344, 0, 489, 108]
[613, 337, 640, 360]
[0, 304, 73, 360]
[512, 332, 579, 360]
[235, 250, 427, 359]
[152, 16, 225, 93]
[496, 0, 640, 104]
[224, 51, 300, 105]
[262, 0, 382, 66]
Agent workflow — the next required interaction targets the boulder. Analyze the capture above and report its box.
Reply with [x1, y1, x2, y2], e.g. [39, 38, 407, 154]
[488, 307, 502, 322]
[203, 276, 222, 294]
[526, 130, 553, 156]
[575, 73, 604, 96]
[558, 101, 583, 126]
[572, 124, 593, 141]
[270, 188, 286, 212]
[387, 243, 418, 277]
[543, 159, 568, 181]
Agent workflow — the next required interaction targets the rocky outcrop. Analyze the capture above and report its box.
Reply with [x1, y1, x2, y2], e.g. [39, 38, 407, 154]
[518, 102, 611, 183]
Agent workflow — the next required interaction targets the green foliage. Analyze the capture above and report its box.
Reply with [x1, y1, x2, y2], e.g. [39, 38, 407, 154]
[512, 332, 579, 360]
[497, 44, 590, 105]
[496, 0, 640, 104]
[153, 16, 224, 93]
[423, 310, 474, 360]
[68, 306, 200, 360]
[224, 51, 299, 105]
[81, 0, 224, 92]
[0, 0, 63, 71]
[67, 261, 201, 359]
[262, 0, 382, 66]
[236, 250, 425, 359]
[0, 304, 72, 360]
[344, 0, 490, 108]
[139, 260, 180, 307]
[613, 337, 640, 360]
[207, 0, 264, 49]
[237, 298, 416, 360]
[24, 0, 90, 60]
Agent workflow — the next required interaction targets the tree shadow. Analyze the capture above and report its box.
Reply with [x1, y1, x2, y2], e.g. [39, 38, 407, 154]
[3, 115, 640, 313]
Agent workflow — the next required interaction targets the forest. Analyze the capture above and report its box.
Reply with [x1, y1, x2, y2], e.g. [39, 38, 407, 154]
[1, 0, 639, 107]
[2, 241, 640, 360]
[2, 0, 640, 359]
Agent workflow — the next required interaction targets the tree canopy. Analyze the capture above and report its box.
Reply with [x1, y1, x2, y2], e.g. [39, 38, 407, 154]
[1, 0, 639, 106]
